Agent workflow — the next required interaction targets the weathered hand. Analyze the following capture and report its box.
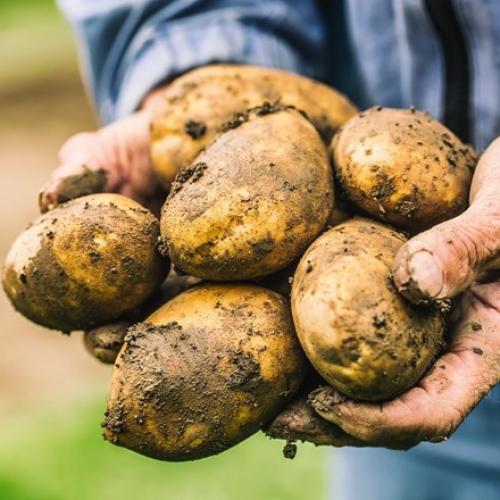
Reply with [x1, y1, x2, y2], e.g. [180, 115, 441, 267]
[39, 89, 167, 214]
[269, 138, 500, 450]
[309, 293, 499, 449]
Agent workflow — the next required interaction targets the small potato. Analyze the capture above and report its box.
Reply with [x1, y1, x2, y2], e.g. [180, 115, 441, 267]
[2, 194, 167, 332]
[161, 105, 333, 281]
[103, 283, 306, 461]
[291, 218, 444, 401]
[151, 64, 358, 188]
[332, 107, 477, 231]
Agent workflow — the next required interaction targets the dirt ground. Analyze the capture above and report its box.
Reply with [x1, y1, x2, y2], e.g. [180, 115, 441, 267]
[0, 80, 112, 414]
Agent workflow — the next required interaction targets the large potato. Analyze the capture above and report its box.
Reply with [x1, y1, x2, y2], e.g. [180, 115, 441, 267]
[2, 194, 167, 332]
[291, 218, 444, 401]
[103, 284, 306, 461]
[161, 106, 333, 281]
[151, 64, 358, 187]
[332, 107, 476, 231]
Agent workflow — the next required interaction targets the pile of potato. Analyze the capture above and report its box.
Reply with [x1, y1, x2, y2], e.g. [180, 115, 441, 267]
[2, 65, 476, 461]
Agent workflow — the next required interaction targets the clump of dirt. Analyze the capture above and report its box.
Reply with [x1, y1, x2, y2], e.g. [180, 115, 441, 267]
[220, 101, 310, 133]
[184, 120, 207, 139]
[282, 441, 297, 459]
[168, 162, 208, 197]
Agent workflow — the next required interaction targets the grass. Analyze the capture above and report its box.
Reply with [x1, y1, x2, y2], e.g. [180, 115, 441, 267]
[0, 395, 326, 500]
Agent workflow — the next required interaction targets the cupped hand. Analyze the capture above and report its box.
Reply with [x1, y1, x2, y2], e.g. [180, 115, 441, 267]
[39, 88, 167, 214]
[269, 138, 500, 450]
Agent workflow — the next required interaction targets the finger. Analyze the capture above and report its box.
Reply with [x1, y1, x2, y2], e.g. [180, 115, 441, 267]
[392, 208, 500, 303]
[309, 299, 500, 449]
[39, 110, 157, 212]
[392, 138, 500, 303]
[265, 396, 366, 447]
[469, 136, 500, 202]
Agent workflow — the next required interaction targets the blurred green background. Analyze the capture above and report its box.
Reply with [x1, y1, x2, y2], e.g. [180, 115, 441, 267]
[0, 1, 327, 499]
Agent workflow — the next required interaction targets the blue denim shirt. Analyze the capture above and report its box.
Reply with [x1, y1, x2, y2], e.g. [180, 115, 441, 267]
[58, 0, 500, 471]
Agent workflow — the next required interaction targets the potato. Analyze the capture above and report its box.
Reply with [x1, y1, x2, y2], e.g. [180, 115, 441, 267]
[332, 107, 476, 231]
[151, 64, 358, 188]
[103, 283, 306, 461]
[161, 105, 333, 281]
[84, 269, 201, 364]
[291, 218, 444, 401]
[2, 194, 167, 332]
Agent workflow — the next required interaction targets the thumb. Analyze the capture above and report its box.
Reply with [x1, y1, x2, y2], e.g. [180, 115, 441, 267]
[392, 208, 500, 302]
[392, 137, 500, 303]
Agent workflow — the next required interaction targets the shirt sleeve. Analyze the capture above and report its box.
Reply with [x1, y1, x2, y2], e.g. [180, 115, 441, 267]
[57, 0, 326, 123]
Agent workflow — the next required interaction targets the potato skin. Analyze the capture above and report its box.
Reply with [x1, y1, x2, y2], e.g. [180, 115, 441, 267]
[332, 107, 476, 231]
[161, 106, 333, 281]
[103, 284, 306, 461]
[151, 64, 358, 188]
[291, 218, 444, 401]
[2, 194, 168, 331]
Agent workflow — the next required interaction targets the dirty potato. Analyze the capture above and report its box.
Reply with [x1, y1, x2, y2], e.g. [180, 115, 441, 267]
[2, 194, 167, 332]
[150, 64, 358, 187]
[332, 107, 476, 231]
[291, 218, 444, 401]
[103, 283, 306, 461]
[161, 105, 333, 281]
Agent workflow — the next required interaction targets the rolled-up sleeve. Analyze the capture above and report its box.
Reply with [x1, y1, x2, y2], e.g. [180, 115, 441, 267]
[57, 0, 326, 123]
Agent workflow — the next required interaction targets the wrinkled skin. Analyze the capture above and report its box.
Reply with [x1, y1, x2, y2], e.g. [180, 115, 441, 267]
[269, 138, 500, 450]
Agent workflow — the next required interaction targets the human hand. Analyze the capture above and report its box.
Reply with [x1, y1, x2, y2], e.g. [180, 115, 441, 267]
[269, 138, 500, 450]
[39, 88, 167, 214]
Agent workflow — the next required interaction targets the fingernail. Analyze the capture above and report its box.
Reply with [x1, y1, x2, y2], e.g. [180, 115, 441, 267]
[408, 250, 444, 298]
[309, 388, 345, 420]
